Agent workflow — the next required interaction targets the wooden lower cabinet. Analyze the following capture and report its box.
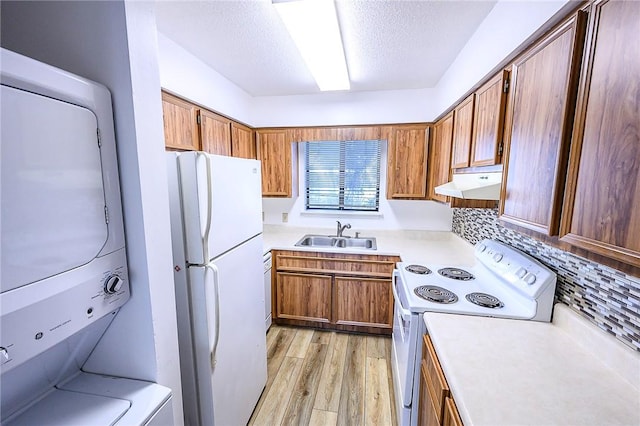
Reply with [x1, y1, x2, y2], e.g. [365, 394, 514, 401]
[443, 397, 463, 426]
[419, 361, 441, 426]
[276, 272, 331, 323]
[419, 334, 463, 426]
[334, 276, 393, 328]
[273, 250, 399, 334]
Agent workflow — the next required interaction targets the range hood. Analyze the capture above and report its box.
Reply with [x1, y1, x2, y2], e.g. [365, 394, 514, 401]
[434, 172, 502, 200]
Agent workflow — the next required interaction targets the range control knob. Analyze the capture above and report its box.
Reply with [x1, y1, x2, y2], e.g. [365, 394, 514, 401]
[492, 253, 504, 263]
[0, 347, 9, 364]
[515, 267, 527, 278]
[104, 275, 123, 294]
[524, 273, 537, 285]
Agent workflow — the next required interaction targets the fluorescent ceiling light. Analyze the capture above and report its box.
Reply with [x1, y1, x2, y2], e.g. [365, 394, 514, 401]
[273, 0, 350, 91]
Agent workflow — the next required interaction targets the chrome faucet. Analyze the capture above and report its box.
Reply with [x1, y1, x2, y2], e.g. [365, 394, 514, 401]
[336, 221, 351, 237]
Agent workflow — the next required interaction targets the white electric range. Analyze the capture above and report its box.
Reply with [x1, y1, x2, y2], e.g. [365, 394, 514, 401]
[391, 239, 557, 426]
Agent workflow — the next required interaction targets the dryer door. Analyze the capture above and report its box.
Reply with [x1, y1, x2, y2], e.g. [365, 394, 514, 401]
[1, 85, 108, 293]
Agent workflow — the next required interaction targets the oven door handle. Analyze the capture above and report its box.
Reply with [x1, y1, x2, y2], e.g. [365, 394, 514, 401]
[392, 270, 413, 318]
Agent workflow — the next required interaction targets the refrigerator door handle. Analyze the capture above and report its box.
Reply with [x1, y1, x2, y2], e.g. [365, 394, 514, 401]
[204, 263, 221, 371]
[199, 152, 213, 263]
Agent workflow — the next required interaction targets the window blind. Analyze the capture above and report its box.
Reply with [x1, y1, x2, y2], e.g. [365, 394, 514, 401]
[305, 140, 381, 211]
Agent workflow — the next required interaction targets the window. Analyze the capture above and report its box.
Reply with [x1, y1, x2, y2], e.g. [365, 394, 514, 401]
[305, 140, 381, 211]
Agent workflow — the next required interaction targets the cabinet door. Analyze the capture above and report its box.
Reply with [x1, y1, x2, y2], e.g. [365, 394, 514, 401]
[276, 272, 332, 323]
[418, 361, 441, 426]
[470, 70, 509, 167]
[257, 129, 297, 197]
[450, 94, 475, 169]
[429, 112, 454, 202]
[443, 397, 463, 426]
[386, 124, 429, 199]
[560, 0, 640, 267]
[231, 121, 256, 159]
[500, 13, 587, 235]
[334, 277, 393, 329]
[161, 91, 199, 151]
[199, 109, 231, 156]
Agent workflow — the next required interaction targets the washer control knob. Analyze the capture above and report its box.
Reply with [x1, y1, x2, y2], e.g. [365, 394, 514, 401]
[104, 275, 123, 294]
[477, 243, 487, 253]
[515, 267, 527, 278]
[0, 347, 9, 364]
[524, 273, 537, 285]
[492, 253, 504, 263]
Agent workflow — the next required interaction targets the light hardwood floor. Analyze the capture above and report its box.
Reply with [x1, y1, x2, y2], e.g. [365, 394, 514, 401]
[249, 325, 397, 426]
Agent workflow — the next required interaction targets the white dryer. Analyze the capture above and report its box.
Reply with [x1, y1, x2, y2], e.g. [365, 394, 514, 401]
[0, 48, 171, 424]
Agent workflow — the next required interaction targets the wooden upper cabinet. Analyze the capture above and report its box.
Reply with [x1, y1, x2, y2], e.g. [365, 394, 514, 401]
[257, 129, 298, 197]
[296, 126, 383, 142]
[429, 112, 454, 203]
[470, 70, 509, 167]
[387, 124, 429, 199]
[500, 12, 587, 236]
[231, 122, 256, 159]
[337, 126, 382, 141]
[450, 95, 475, 169]
[560, 0, 640, 267]
[162, 92, 200, 151]
[199, 109, 231, 156]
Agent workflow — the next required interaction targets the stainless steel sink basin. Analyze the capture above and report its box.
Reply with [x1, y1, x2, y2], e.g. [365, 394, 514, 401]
[294, 234, 377, 250]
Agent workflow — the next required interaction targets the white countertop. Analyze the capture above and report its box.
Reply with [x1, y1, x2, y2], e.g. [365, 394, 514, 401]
[262, 224, 476, 264]
[423, 304, 640, 426]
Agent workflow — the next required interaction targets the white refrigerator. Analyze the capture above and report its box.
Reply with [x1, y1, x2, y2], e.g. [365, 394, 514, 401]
[167, 152, 267, 426]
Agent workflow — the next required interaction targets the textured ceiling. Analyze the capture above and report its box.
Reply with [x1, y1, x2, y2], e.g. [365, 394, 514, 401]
[155, 0, 497, 96]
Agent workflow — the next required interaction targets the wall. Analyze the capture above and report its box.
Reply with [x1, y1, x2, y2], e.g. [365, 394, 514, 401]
[1, 1, 184, 423]
[251, 87, 438, 127]
[433, 0, 570, 117]
[452, 208, 640, 353]
[158, 33, 254, 126]
[262, 141, 452, 231]
[155, 1, 571, 128]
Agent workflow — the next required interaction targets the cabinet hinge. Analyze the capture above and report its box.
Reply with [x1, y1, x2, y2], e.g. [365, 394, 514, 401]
[498, 142, 504, 156]
[104, 206, 109, 224]
[97, 128, 102, 148]
[503, 78, 510, 94]
[196, 114, 202, 125]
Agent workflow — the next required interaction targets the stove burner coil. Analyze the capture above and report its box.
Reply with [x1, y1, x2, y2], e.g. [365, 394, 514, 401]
[438, 267, 475, 281]
[405, 264, 432, 275]
[414, 285, 458, 304]
[465, 292, 504, 309]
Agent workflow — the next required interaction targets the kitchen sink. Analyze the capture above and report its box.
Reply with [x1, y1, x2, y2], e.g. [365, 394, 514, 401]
[294, 234, 377, 250]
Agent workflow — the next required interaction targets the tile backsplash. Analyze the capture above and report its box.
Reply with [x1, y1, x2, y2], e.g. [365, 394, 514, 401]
[452, 208, 640, 352]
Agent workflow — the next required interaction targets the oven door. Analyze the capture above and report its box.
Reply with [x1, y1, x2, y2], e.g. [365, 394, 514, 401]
[391, 270, 420, 408]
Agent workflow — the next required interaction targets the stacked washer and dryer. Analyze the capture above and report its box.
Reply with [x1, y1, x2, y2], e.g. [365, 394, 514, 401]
[0, 48, 172, 425]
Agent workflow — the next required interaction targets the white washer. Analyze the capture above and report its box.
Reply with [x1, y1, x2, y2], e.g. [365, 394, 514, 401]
[1, 48, 171, 425]
[5, 372, 173, 426]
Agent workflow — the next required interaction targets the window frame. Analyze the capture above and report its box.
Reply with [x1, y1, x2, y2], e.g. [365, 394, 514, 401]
[304, 139, 382, 212]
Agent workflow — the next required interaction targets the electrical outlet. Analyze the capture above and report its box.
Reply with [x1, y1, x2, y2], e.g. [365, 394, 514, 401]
[282, 212, 288, 223]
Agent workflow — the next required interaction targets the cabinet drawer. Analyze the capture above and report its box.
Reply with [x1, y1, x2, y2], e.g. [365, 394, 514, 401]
[275, 250, 397, 278]
[423, 335, 450, 422]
